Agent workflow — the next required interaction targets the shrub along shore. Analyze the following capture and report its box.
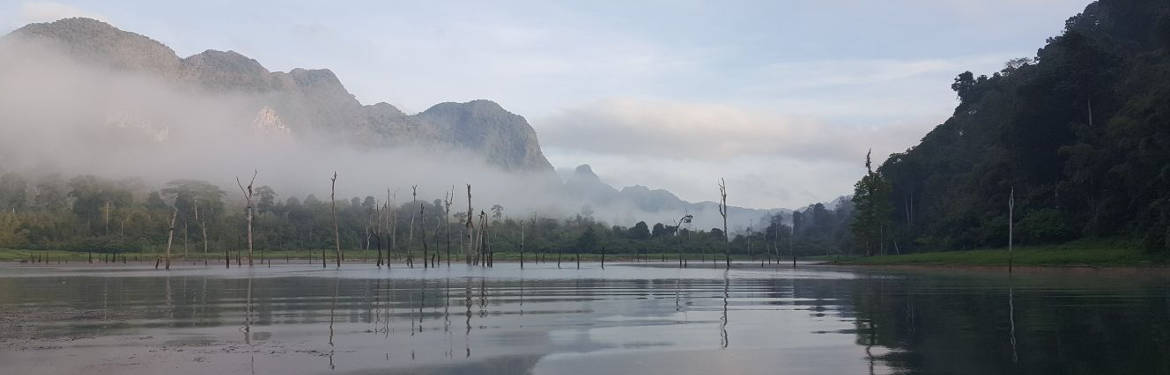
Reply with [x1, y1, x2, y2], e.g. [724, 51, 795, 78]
[818, 239, 1167, 267]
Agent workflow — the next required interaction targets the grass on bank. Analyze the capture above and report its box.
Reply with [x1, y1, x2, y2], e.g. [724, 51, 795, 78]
[819, 238, 1167, 267]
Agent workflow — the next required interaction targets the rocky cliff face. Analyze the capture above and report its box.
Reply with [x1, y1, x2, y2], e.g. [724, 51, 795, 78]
[3, 17, 554, 173]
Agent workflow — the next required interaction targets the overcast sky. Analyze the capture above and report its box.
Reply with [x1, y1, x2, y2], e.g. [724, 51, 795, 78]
[2, 0, 1091, 209]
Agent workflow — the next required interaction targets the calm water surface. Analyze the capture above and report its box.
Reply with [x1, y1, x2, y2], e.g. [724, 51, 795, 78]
[0, 261, 1167, 374]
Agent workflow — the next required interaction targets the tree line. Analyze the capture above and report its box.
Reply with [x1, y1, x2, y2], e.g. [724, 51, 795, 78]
[0, 172, 827, 261]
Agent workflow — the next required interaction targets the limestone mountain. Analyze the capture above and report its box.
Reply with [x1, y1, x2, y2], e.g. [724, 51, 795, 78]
[2, 17, 553, 173]
[562, 164, 785, 231]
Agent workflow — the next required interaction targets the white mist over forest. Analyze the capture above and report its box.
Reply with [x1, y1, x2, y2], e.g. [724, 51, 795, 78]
[0, 35, 778, 232]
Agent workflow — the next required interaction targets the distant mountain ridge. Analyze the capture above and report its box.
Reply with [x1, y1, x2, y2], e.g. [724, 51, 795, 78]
[3, 17, 554, 172]
[562, 164, 786, 230]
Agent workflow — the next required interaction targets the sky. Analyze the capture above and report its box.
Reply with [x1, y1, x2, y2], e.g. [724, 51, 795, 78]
[0, 0, 1092, 209]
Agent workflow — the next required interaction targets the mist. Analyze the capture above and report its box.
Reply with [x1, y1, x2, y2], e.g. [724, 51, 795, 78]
[0, 36, 773, 232]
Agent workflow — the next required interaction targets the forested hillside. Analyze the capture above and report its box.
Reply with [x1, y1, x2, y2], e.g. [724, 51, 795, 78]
[857, 0, 1170, 254]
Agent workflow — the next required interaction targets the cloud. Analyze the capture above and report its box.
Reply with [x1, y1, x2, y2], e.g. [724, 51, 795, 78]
[538, 98, 930, 164]
[20, 2, 105, 24]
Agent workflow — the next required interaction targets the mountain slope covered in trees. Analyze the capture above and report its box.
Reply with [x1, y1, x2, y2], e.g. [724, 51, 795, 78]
[861, 0, 1170, 254]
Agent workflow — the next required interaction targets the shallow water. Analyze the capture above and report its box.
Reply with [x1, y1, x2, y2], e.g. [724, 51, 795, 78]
[0, 261, 1167, 374]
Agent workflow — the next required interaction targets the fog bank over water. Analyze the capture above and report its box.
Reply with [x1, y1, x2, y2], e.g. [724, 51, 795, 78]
[0, 36, 777, 231]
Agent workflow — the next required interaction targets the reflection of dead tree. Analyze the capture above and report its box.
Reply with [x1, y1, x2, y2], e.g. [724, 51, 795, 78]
[1009, 277, 1019, 364]
[718, 178, 730, 269]
[721, 270, 729, 348]
[329, 277, 338, 369]
[244, 277, 253, 342]
[331, 172, 341, 268]
[235, 170, 258, 266]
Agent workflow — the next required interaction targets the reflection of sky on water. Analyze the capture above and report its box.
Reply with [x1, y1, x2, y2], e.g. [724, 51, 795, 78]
[0, 262, 1166, 374]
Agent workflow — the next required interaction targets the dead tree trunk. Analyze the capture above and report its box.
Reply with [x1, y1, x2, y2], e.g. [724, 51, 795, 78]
[183, 219, 189, 260]
[195, 199, 209, 266]
[1009, 187, 1015, 274]
[376, 203, 385, 268]
[718, 178, 730, 269]
[164, 207, 177, 270]
[387, 189, 396, 269]
[465, 185, 474, 265]
[419, 203, 428, 269]
[519, 219, 525, 269]
[330, 172, 342, 267]
[235, 170, 257, 267]
[407, 185, 418, 268]
[432, 220, 442, 267]
[444, 187, 453, 267]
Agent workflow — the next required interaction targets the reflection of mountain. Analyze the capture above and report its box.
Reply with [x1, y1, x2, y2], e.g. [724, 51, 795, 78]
[2, 17, 554, 173]
[562, 164, 785, 231]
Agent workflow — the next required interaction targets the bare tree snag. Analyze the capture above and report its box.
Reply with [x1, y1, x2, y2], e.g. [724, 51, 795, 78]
[195, 199, 209, 266]
[235, 170, 258, 267]
[388, 189, 397, 269]
[408, 185, 418, 268]
[331, 172, 341, 268]
[1009, 187, 1015, 274]
[465, 184, 474, 265]
[376, 202, 384, 268]
[164, 207, 177, 270]
[476, 211, 487, 266]
[419, 203, 428, 269]
[519, 218, 525, 269]
[676, 213, 693, 268]
[718, 178, 729, 269]
[104, 200, 111, 235]
[444, 187, 453, 267]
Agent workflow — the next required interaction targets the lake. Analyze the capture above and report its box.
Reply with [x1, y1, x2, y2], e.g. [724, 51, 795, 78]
[0, 261, 1167, 374]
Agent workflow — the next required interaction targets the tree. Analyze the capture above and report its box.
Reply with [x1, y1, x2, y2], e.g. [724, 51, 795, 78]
[576, 226, 597, 269]
[851, 150, 892, 256]
[651, 223, 670, 238]
[0, 173, 29, 212]
[491, 204, 503, 222]
[0, 210, 28, 248]
[256, 186, 278, 215]
[629, 221, 650, 240]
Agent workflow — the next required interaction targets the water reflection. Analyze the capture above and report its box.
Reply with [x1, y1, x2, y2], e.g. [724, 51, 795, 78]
[0, 263, 1167, 374]
[720, 269, 729, 349]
